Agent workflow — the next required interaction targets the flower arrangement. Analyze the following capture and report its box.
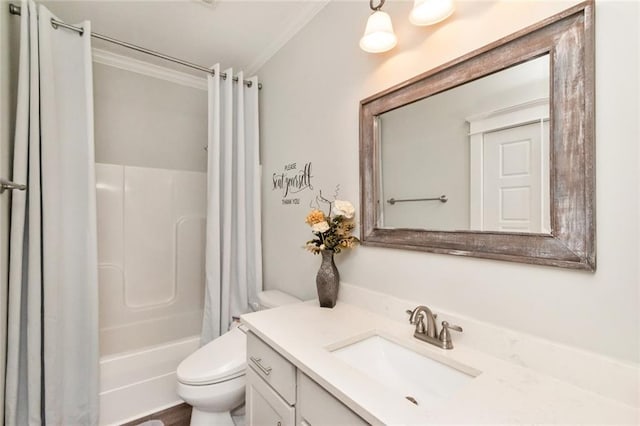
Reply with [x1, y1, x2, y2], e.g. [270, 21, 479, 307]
[304, 193, 359, 254]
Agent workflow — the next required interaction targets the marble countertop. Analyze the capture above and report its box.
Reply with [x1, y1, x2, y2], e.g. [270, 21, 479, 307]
[241, 301, 639, 425]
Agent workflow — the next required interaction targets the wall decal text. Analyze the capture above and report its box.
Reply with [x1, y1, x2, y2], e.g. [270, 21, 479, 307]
[272, 162, 313, 205]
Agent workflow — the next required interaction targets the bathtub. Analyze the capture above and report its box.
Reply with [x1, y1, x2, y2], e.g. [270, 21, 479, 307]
[99, 336, 199, 426]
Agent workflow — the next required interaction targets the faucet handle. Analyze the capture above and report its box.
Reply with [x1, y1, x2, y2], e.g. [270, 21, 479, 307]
[441, 321, 462, 333]
[415, 314, 426, 334]
[405, 309, 413, 322]
[407, 308, 427, 334]
[439, 321, 463, 349]
[406, 308, 419, 324]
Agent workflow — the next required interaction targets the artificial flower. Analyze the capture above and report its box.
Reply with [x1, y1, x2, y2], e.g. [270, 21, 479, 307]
[311, 221, 330, 233]
[305, 209, 325, 225]
[304, 193, 359, 255]
[332, 200, 355, 219]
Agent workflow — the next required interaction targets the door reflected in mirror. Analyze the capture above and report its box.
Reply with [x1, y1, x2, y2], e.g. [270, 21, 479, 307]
[378, 55, 550, 234]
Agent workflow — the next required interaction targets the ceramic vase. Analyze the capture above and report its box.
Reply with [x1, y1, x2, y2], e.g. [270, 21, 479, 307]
[316, 250, 339, 308]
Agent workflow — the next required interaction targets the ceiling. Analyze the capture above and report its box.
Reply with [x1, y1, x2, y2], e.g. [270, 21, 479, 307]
[39, 0, 329, 77]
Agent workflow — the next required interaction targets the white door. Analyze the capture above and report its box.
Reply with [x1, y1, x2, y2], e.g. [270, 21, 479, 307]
[482, 121, 549, 233]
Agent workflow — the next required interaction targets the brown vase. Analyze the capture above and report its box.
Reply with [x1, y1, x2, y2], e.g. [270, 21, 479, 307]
[316, 250, 339, 308]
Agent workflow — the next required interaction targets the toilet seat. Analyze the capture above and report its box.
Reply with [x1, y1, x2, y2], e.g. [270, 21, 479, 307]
[177, 327, 246, 386]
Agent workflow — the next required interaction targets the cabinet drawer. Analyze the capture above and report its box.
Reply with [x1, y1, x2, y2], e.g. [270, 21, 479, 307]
[296, 371, 369, 426]
[247, 331, 296, 405]
[247, 366, 295, 426]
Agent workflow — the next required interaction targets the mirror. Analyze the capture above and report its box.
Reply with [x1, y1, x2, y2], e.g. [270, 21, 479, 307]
[360, 1, 595, 270]
[379, 55, 550, 233]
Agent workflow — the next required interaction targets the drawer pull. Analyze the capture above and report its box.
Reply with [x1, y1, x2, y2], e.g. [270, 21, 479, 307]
[250, 356, 272, 376]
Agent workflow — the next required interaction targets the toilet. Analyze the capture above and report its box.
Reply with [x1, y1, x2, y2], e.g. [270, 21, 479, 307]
[177, 290, 301, 426]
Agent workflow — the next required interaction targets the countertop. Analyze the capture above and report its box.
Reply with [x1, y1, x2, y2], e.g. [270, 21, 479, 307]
[241, 301, 639, 425]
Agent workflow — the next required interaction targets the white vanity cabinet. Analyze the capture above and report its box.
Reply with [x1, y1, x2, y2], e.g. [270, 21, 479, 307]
[246, 331, 368, 426]
[296, 371, 368, 426]
[246, 331, 296, 426]
[246, 367, 295, 426]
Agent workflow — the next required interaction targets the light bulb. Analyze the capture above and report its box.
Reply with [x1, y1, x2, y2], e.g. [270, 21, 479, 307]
[409, 0, 455, 26]
[360, 10, 397, 53]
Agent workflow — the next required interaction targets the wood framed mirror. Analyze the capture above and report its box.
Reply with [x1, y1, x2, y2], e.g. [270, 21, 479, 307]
[359, 1, 595, 270]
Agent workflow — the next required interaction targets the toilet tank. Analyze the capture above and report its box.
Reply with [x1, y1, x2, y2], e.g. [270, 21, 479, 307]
[257, 290, 300, 310]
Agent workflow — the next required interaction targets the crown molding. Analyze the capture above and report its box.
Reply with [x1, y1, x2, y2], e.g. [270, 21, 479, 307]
[92, 48, 207, 91]
[245, 0, 330, 76]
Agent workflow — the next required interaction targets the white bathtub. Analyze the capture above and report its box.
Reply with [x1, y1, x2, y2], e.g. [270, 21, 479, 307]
[99, 336, 199, 426]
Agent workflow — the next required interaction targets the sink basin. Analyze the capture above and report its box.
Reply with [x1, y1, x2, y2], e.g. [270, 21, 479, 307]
[331, 335, 476, 409]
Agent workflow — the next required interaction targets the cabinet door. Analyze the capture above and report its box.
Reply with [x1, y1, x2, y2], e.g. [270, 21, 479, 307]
[247, 366, 295, 426]
[296, 371, 369, 426]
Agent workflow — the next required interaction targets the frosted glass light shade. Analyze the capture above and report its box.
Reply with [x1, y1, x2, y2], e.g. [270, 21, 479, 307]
[360, 11, 397, 53]
[409, 0, 455, 26]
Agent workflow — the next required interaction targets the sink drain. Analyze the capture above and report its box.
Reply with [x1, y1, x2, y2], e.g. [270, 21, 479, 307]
[405, 396, 418, 405]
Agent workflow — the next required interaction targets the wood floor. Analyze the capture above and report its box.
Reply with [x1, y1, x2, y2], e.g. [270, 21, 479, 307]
[120, 403, 192, 426]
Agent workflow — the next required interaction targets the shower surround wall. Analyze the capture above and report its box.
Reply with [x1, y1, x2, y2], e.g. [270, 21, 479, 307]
[96, 164, 206, 355]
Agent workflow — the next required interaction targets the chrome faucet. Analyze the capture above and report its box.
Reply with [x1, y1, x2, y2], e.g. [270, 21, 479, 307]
[406, 305, 463, 350]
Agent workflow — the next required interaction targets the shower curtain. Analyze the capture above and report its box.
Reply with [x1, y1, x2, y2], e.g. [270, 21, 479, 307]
[4, 1, 99, 425]
[201, 64, 262, 344]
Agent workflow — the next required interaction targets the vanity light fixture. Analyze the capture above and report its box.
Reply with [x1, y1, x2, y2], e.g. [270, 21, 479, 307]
[409, 0, 455, 26]
[360, 0, 397, 53]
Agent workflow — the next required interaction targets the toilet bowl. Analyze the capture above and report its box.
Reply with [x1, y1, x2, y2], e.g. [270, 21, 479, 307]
[177, 290, 301, 426]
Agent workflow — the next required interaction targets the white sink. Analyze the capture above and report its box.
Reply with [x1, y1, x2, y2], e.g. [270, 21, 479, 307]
[331, 335, 477, 409]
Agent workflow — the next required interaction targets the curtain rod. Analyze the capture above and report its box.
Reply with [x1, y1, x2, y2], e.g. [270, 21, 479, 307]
[8, 3, 262, 90]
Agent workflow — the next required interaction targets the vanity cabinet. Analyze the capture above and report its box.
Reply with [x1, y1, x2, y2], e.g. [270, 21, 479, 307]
[246, 331, 368, 426]
[296, 371, 368, 426]
[246, 367, 295, 426]
[246, 331, 296, 426]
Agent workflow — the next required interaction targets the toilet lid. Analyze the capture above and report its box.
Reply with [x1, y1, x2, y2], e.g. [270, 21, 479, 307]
[177, 327, 246, 385]
[257, 290, 301, 309]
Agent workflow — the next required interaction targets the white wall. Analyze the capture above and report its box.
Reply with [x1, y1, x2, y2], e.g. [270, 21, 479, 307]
[93, 62, 207, 172]
[380, 95, 470, 230]
[258, 0, 640, 363]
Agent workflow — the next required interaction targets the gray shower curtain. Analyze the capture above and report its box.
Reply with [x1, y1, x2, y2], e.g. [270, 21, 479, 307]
[4, 1, 99, 425]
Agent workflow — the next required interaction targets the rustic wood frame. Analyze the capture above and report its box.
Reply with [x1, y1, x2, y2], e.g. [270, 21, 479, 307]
[359, 1, 595, 271]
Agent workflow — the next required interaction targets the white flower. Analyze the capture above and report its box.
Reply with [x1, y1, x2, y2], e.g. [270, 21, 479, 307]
[311, 221, 330, 233]
[332, 200, 355, 219]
